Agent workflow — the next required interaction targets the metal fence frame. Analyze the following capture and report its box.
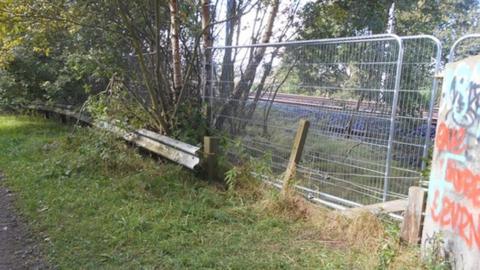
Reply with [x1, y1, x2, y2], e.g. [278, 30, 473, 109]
[206, 33, 444, 208]
[449, 34, 480, 62]
[383, 35, 404, 202]
[206, 34, 405, 125]
[404, 35, 442, 171]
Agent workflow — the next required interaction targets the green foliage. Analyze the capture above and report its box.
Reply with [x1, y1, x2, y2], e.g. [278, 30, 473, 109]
[421, 146, 434, 182]
[0, 48, 57, 105]
[224, 166, 240, 190]
[300, 0, 393, 39]
[299, 0, 479, 40]
[170, 102, 208, 144]
[422, 234, 452, 270]
[0, 1, 126, 106]
[377, 216, 401, 269]
[217, 134, 274, 191]
[0, 35, 115, 107]
[0, 0, 207, 139]
[85, 79, 154, 130]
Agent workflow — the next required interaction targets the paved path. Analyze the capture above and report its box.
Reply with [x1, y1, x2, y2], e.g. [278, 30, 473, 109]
[0, 172, 48, 270]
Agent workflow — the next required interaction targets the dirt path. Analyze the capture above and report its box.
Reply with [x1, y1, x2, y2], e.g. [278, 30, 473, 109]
[0, 172, 49, 270]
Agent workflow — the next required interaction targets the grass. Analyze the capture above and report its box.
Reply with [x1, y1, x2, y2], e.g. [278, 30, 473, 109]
[222, 103, 421, 204]
[0, 113, 427, 269]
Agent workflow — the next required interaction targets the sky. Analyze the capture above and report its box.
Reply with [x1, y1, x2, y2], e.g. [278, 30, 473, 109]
[213, 0, 312, 47]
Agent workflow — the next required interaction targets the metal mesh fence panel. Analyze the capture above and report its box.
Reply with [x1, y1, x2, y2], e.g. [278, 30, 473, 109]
[388, 36, 441, 201]
[207, 34, 440, 208]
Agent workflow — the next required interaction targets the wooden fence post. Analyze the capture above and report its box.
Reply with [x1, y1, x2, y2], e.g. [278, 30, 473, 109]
[400, 186, 426, 244]
[204, 136, 219, 181]
[282, 119, 310, 194]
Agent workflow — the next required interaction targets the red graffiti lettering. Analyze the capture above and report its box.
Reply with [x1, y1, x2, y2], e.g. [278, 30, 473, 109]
[436, 122, 466, 154]
[430, 191, 480, 249]
[445, 160, 480, 207]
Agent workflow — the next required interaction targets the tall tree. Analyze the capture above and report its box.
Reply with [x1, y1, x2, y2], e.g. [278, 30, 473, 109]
[214, 0, 281, 129]
[201, 0, 213, 122]
[0, 0, 208, 139]
[299, 0, 394, 39]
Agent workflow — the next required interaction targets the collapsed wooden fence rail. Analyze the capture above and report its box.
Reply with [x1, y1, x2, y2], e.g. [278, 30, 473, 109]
[24, 103, 201, 170]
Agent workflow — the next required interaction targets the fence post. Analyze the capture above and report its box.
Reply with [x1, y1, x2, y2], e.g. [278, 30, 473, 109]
[383, 37, 404, 202]
[203, 136, 219, 181]
[400, 186, 426, 244]
[282, 119, 310, 194]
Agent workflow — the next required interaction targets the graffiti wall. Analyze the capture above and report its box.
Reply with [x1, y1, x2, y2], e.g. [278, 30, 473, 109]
[422, 55, 480, 269]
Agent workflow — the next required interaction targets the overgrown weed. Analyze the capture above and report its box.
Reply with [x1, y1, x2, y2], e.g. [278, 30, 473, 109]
[223, 161, 435, 269]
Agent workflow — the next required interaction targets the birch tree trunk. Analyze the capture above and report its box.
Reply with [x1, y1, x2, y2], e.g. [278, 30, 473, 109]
[169, 0, 183, 95]
[201, 0, 213, 124]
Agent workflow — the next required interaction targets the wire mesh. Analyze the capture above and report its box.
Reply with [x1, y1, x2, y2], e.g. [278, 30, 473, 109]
[388, 35, 441, 200]
[206, 34, 440, 207]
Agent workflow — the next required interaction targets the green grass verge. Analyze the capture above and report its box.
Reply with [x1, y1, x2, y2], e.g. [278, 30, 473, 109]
[0, 114, 426, 269]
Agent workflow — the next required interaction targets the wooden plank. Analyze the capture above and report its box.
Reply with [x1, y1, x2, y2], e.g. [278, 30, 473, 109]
[137, 129, 200, 155]
[95, 122, 200, 169]
[344, 199, 408, 217]
[203, 136, 219, 181]
[282, 119, 310, 193]
[124, 132, 200, 169]
[400, 186, 426, 245]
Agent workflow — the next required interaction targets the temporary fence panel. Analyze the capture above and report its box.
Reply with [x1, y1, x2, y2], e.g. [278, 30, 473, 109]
[387, 36, 441, 201]
[207, 34, 441, 207]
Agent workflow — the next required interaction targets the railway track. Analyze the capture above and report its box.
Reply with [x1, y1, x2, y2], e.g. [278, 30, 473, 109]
[252, 92, 439, 123]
